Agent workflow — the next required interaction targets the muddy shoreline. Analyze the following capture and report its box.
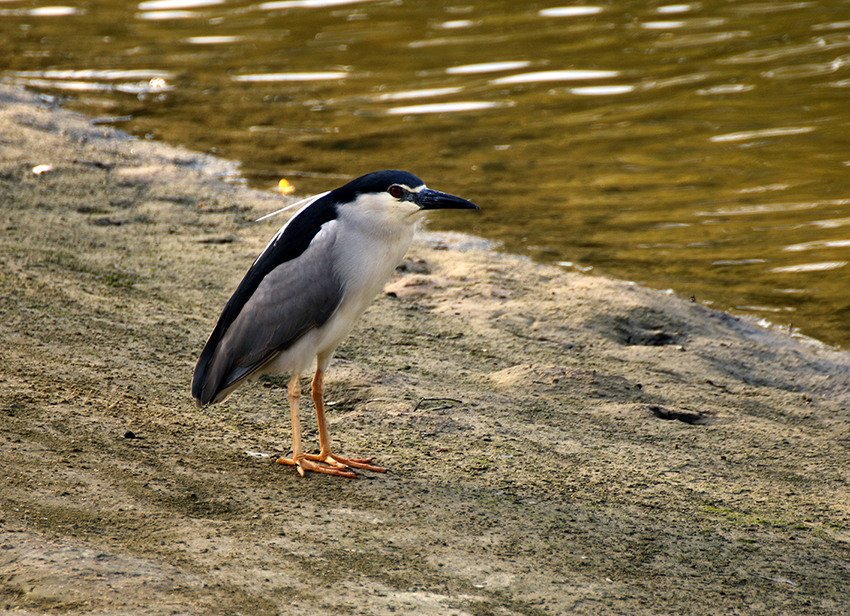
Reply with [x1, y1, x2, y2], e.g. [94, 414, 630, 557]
[2, 85, 849, 615]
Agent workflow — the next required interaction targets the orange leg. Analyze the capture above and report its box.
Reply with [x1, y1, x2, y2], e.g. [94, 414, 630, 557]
[302, 367, 387, 474]
[276, 374, 358, 478]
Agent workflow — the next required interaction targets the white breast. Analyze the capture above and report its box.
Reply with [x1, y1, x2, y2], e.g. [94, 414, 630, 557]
[314, 197, 420, 360]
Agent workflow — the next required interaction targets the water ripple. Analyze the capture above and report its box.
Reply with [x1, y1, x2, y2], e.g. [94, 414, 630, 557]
[387, 101, 511, 115]
[138, 0, 223, 8]
[539, 7, 603, 17]
[720, 38, 850, 64]
[696, 199, 850, 217]
[770, 261, 847, 273]
[408, 35, 505, 49]
[810, 217, 850, 229]
[7, 76, 173, 94]
[709, 126, 815, 142]
[259, 0, 374, 9]
[736, 183, 790, 194]
[490, 70, 618, 85]
[641, 19, 726, 29]
[731, 2, 815, 14]
[376, 87, 463, 101]
[570, 85, 635, 95]
[783, 239, 850, 252]
[232, 72, 348, 81]
[185, 36, 243, 44]
[26, 6, 82, 16]
[137, 10, 197, 19]
[446, 61, 531, 75]
[438, 20, 477, 29]
[13, 69, 173, 80]
[697, 83, 755, 95]
[657, 4, 694, 14]
[653, 31, 751, 48]
[812, 21, 850, 31]
[763, 56, 850, 79]
[712, 259, 767, 266]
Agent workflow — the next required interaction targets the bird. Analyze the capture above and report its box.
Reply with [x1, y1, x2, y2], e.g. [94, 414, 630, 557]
[192, 170, 479, 478]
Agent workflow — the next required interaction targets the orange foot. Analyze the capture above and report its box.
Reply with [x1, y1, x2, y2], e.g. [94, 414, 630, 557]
[277, 453, 387, 478]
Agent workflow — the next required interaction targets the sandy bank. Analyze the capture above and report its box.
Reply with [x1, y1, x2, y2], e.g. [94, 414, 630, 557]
[1, 84, 849, 615]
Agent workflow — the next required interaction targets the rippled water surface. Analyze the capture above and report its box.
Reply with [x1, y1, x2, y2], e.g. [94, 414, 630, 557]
[2, 0, 849, 345]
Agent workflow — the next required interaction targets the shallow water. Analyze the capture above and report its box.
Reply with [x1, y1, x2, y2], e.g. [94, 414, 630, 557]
[2, 0, 849, 346]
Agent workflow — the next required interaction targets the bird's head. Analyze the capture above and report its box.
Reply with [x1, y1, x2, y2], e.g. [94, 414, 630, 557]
[334, 169, 479, 227]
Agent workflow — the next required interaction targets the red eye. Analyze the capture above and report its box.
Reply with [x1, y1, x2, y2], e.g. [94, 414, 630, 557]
[389, 185, 404, 198]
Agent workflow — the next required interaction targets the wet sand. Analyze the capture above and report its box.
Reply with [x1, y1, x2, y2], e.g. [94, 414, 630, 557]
[1, 84, 849, 615]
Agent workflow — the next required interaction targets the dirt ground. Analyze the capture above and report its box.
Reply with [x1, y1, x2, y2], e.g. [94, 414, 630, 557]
[1, 84, 849, 615]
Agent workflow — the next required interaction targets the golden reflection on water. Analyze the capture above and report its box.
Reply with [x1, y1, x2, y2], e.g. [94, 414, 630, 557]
[1, 0, 849, 346]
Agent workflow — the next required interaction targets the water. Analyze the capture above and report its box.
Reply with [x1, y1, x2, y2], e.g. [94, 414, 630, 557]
[2, 0, 849, 346]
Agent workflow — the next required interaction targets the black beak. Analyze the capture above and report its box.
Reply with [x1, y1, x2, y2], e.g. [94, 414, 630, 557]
[416, 188, 480, 211]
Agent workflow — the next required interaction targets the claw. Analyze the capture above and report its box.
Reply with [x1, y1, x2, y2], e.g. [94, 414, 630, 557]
[305, 452, 387, 474]
[277, 455, 358, 478]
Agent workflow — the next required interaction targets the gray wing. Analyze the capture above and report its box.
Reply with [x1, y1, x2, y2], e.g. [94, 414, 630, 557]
[202, 223, 343, 397]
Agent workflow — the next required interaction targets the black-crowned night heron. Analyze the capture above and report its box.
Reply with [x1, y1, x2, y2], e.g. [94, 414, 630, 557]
[192, 170, 479, 478]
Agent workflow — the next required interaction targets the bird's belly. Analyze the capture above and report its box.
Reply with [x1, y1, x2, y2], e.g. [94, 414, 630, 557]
[258, 328, 323, 377]
[314, 295, 374, 356]
[258, 303, 366, 378]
